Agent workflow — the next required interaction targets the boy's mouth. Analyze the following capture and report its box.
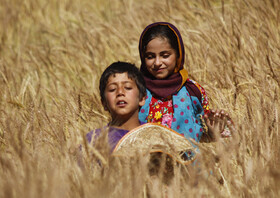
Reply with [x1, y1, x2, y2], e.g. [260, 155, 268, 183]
[117, 100, 127, 107]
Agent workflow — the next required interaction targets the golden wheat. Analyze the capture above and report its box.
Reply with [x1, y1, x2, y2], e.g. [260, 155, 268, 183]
[0, 0, 279, 197]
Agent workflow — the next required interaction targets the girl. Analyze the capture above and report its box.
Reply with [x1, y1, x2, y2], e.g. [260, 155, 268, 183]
[138, 22, 233, 142]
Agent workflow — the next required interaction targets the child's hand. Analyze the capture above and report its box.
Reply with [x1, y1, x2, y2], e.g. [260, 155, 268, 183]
[204, 109, 234, 141]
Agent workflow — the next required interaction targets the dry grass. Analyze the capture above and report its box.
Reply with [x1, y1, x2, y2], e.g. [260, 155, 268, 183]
[0, 0, 279, 197]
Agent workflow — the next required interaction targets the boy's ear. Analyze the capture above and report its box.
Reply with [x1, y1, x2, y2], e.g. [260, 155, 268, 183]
[102, 100, 108, 111]
[139, 95, 146, 107]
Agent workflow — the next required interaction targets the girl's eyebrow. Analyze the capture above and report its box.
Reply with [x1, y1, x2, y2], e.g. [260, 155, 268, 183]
[159, 50, 172, 54]
[145, 50, 172, 54]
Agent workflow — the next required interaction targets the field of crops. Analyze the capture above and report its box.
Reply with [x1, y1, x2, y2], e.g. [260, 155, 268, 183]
[0, 0, 279, 197]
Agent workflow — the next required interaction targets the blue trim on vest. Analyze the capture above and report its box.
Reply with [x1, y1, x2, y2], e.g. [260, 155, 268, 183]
[139, 87, 204, 143]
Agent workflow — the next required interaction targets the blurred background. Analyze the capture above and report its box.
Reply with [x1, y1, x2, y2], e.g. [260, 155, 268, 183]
[0, 0, 279, 197]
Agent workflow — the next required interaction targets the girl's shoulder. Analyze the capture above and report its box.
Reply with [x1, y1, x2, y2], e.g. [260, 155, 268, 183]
[184, 79, 204, 100]
[185, 79, 210, 114]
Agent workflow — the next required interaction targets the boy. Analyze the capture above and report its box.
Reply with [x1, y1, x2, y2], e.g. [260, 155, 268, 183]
[86, 61, 146, 152]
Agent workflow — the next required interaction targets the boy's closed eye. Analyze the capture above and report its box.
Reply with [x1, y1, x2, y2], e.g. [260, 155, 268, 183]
[106, 83, 134, 92]
[106, 84, 115, 90]
[108, 88, 116, 92]
[125, 86, 132, 90]
[123, 82, 134, 89]
[107, 85, 117, 92]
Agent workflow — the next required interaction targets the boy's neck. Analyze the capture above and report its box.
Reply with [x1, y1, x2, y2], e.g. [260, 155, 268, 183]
[110, 112, 141, 131]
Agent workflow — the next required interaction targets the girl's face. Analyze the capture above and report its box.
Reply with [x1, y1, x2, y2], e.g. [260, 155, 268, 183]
[144, 37, 177, 79]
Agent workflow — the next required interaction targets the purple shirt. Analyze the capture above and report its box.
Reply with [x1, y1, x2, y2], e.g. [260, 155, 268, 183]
[86, 127, 128, 152]
[86, 122, 144, 152]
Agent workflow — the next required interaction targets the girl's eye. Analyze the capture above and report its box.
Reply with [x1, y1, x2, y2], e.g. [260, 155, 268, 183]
[145, 54, 154, 60]
[125, 87, 132, 90]
[162, 54, 170, 58]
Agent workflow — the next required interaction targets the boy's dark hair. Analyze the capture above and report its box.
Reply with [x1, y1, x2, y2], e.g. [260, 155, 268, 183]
[141, 24, 179, 57]
[99, 61, 146, 102]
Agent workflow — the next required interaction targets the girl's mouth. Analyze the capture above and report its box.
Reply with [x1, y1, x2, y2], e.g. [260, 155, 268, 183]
[154, 68, 165, 73]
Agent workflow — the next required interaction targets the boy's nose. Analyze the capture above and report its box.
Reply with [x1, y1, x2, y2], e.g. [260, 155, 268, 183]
[117, 87, 125, 96]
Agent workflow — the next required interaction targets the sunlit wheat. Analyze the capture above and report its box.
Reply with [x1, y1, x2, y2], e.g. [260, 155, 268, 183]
[0, 0, 279, 197]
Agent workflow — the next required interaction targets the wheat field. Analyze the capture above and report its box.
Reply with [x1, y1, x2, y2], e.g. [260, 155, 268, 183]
[0, 0, 279, 197]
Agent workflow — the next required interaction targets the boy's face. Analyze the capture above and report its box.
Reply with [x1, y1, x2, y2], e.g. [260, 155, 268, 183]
[103, 72, 145, 120]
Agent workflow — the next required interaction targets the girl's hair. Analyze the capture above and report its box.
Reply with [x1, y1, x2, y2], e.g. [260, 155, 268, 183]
[99, 61, 146, 103]
[140, 24, 179, 57]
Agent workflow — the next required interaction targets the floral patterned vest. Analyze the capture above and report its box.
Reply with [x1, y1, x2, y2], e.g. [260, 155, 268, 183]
[139, 86, 204, 142]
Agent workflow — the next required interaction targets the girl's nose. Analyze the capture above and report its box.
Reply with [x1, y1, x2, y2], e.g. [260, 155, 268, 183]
[154, 56, 162, 67]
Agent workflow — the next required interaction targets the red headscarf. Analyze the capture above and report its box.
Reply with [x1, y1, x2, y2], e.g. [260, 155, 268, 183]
[139, 22, 188, 98]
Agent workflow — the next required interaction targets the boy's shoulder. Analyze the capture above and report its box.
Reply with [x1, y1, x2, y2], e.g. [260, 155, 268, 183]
[86, 127, 106, 143]
[86, 126, 132, 152]
[86, 126, 130, 143]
